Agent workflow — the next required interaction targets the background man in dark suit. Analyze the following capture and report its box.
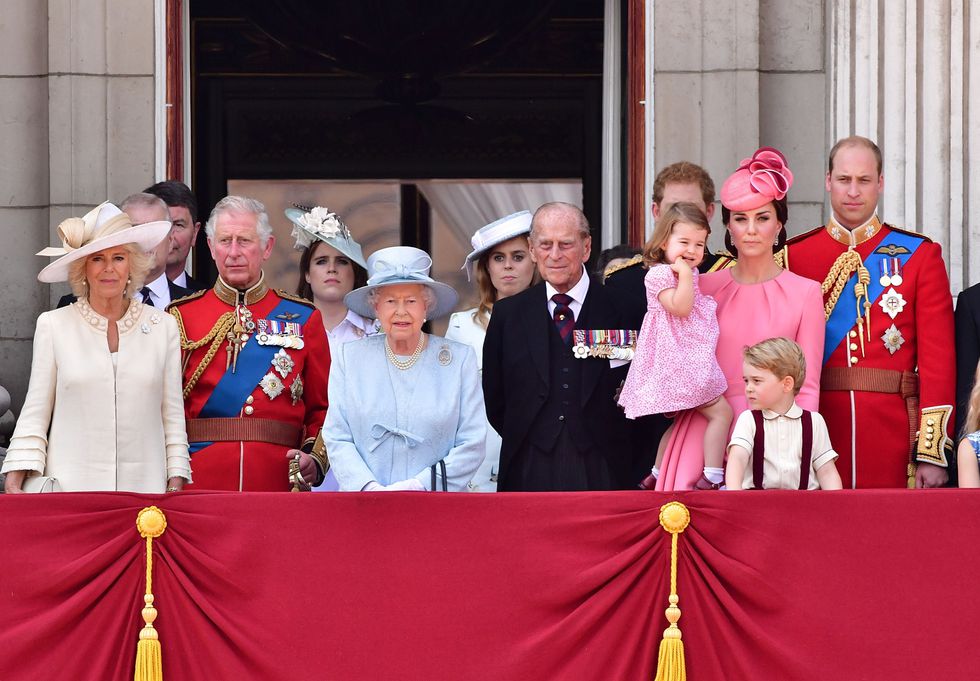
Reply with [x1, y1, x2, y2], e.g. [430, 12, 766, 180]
[955, 282, 980, 439]
[483, 202, 632, 491]
[145, 180, 205, 292]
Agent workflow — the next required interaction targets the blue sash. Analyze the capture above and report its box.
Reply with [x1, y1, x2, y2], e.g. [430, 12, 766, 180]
[190, 297, 313, 450]
[823, 230, 923, 363]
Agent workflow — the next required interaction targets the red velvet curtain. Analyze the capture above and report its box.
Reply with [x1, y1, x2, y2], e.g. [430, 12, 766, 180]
[1, 490, 977, 680]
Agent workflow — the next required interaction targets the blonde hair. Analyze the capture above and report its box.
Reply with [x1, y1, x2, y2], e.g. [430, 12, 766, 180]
[471, 253, 496, 329]
[642, 202, 710, 267]
[963, 362, 980, 435]
[67, 243, 152, 299]
[743, 337, 806, 395]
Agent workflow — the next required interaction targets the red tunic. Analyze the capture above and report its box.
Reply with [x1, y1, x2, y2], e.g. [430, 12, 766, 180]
[170, 278, 330, 491]
[784, 218, 955, 488]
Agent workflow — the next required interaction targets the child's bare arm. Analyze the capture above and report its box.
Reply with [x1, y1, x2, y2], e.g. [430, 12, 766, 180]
[657, 261, 695, 317]
[814, 460, 842, 490]
[725, 445, 750, 489]
[957, 439, 980, 488]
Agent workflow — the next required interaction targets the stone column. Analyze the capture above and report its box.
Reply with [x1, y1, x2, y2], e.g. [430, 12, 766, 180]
[830, 0, 980, 293]
[651, 0, 827, 248]
[0, 0, 158, 410]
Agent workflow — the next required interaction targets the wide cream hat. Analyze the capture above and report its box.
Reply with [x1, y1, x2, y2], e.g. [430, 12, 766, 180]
[344, 246, 458, 320]
[37, 202, 171, 283]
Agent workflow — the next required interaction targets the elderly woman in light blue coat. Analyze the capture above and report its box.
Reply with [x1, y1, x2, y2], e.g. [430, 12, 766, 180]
[323, 246, 486, 491]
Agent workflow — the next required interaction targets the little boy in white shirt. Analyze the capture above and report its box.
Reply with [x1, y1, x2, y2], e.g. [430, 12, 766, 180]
[726, 337, 843, 490]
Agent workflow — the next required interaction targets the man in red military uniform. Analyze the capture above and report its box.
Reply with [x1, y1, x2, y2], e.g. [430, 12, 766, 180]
[169, 195, 329, 491]
[782, 136, 955, 488]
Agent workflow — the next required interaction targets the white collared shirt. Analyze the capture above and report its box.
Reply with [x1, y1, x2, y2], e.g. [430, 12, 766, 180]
[144, 273, 171, 309]
[728, 402, 839, 490]
[172, 271, 190, 289]
[326, 309, 378, 357]
[545, 266, 589, 319]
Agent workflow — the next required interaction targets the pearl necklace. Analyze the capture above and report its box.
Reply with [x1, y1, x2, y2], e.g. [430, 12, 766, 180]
[385, 333, 426, 370]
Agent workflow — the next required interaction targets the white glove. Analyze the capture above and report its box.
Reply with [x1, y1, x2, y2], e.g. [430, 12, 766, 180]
[384, 478, 426, 492]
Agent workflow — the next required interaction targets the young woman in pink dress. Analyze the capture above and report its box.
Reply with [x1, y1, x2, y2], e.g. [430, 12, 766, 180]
[618, 202, 732, 489]
[655, 147, 826, 490]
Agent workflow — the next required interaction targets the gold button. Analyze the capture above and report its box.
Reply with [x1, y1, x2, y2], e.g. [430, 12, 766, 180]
[849, 343, 858, 351]
[926, 419, 935, 426]
[849, 330, 857, 338]
[849, 356, 858, 365]
[244, 405, 254, 415]
[926, 426, 935, 434]
[246, 395, 254, 405]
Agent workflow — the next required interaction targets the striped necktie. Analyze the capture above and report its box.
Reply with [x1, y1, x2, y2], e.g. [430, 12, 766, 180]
[551, 293, 575, 344]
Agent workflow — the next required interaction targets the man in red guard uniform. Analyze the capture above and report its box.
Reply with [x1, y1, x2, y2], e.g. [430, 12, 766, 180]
[782, 136, 955, 488]
[169, 195, 329, 491]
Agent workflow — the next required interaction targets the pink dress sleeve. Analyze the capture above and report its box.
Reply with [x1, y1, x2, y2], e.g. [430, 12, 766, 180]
[644, 264, 678, 302]
[794, 279, 826, 411]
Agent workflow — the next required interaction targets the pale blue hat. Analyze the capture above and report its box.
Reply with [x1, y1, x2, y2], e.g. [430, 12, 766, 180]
[344, 246, 458, 320]
[461, 210, 532, 281]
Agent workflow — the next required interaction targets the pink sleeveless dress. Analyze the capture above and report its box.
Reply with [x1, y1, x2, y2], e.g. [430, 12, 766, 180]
[617, 265, 727, 418]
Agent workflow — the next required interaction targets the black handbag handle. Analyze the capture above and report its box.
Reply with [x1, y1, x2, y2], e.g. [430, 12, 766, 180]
[429, 459, 448, 491]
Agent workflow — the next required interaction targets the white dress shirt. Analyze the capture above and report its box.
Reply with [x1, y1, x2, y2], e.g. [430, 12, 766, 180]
[144, 273, 172, 308]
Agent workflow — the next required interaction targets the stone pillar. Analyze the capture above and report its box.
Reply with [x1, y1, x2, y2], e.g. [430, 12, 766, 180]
[830, 0, 980, 293]
[0, 0, 158, 410]
[651, 0, 827, 248]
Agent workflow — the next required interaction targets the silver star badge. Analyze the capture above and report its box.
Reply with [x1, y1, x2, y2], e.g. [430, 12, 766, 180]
[881, 324, 905, 355]
[259, 372, 285, 400]
[877, 287, 907, 320]
[271, 348, 295, 378]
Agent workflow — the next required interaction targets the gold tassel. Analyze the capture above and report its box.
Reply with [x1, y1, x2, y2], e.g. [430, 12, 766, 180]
[134, 506, 168, 681]
[654, 502, 691, 681]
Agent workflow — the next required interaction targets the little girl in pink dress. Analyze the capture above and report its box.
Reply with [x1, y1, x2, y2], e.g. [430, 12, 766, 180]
[618, 202, 732, 489]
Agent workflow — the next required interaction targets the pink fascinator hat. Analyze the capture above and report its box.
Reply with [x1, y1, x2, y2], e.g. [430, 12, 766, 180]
[719, 146, 794, 211]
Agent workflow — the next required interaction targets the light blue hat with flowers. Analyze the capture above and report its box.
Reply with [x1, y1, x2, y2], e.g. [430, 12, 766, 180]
[285, 205, 367, 268]
[344, 246, 459, 320]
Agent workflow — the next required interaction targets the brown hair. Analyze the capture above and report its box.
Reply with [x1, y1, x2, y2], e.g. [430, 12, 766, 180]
[743, 337, 807, 395]
[641, 202, 710, 267]
[828, 135, 883, 175]
[295, 240, 368, 302]
[652, 162, 716, 207]
[964, 362, 980, 435]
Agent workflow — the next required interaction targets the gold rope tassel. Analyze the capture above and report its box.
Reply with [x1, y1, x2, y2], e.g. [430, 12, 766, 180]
[654, 502, 691, 681]
[134, 506, 168, 681]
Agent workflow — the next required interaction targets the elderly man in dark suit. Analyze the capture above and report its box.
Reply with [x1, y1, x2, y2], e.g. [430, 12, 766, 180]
[483, 202, 633, 491]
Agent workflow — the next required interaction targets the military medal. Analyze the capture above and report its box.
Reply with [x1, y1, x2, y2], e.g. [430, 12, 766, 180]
[878, 287, 906, 320]
[881, 323, 905, 355]
[256, 319, 305, 349]
[259, 372, 285, 400]
[571, 329, 637, 360]
[290, 376, 304, 405]
[271, 348, 295, 378]
[879, 257, 904, 287]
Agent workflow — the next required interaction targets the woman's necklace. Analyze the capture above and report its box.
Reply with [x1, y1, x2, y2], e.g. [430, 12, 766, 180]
[385, 333, 426, 370]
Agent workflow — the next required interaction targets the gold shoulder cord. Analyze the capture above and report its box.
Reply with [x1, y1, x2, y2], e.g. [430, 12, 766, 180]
[820, 251, 872, 356]
[170, 307, 236, 399]
[275, 289, 315, 308]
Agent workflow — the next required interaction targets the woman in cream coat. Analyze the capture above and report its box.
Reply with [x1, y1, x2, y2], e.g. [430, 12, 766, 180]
[445, 211, 536, 491]
[2, 202, 191, 493]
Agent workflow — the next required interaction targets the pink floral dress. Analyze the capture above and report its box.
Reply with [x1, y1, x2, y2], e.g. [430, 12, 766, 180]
[617, 264, 727, 418]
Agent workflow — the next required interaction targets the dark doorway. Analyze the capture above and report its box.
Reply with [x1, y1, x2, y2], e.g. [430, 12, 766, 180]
[190, 1, 605, 285]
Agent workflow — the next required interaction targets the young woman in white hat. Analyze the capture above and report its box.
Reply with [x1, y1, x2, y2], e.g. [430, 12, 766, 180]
[322, 246, 486, 491]
[2, 202, 191, 493]
[445, 211, 536, 491]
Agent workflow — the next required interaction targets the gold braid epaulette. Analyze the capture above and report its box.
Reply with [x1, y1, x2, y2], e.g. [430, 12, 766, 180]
[274, 289, 316, 308]
[170, 306, 237, 399]
[602, 254, 644, 281]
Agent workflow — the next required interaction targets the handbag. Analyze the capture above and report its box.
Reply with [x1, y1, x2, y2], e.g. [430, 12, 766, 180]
[20, 475, 62, 493]
[429, 459, 448, 492]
